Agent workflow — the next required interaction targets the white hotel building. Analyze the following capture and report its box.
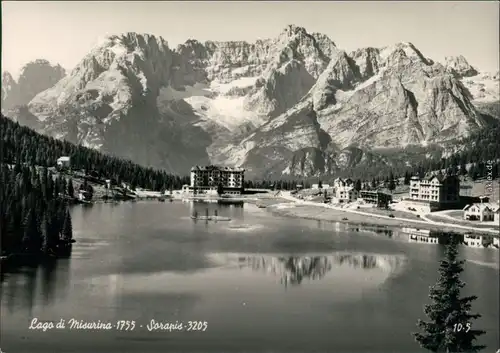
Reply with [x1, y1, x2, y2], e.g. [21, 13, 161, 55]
[184, 165, 245, 195]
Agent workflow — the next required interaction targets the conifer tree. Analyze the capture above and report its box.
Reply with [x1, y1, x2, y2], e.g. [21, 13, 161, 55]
[414, 237, 486, 352]
[388, 172, 396, 193]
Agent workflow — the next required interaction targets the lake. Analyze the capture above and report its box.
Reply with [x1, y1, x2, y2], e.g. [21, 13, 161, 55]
[1, 201, 499, 353]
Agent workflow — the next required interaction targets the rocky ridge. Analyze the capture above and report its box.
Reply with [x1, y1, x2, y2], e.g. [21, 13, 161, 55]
[4, 26, 499, 177]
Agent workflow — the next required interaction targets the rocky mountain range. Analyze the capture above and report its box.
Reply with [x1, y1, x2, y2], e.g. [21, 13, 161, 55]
[2, 25, 499, 177]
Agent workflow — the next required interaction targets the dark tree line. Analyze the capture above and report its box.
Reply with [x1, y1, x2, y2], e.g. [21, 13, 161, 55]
[1, 115, 190, 191]
[0, 163, 73, 258]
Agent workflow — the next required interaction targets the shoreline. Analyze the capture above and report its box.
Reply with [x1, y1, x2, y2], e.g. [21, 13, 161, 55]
[80, 193, 498, 236]
[264, 196, 499, 237]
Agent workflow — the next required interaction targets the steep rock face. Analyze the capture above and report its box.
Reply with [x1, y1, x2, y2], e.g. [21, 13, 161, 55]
[284, 147, 336, 177]
[236, 42, 488, 176]
[234, 101, 332, 178]
[24, 33, 211, 174]
[306, 42, 483, 148]
[350, 47, 383, 80]
[311, 50, 361, 110]
[281, 146, 394, 178]
[244, 60, 316, 117]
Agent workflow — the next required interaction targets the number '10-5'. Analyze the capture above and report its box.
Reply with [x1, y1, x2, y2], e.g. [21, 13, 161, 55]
[453, 323, 471, 332]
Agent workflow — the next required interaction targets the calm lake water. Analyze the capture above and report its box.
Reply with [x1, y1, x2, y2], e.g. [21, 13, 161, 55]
[1, 201, 499, 353]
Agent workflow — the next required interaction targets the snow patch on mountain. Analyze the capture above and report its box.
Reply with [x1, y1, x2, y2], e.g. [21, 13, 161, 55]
[210, 76, 259, 95]
[158, 79, 265, 132]
[460, 72, 499, 103]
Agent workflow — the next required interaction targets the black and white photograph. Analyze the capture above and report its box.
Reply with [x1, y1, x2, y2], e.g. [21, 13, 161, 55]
[1, 1, 499, 352]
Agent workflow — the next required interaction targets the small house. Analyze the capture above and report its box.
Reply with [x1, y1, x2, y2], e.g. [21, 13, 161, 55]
[56, 156, 71, 169]
[78, 190, 92, 202]
[463, 203, 494, 222]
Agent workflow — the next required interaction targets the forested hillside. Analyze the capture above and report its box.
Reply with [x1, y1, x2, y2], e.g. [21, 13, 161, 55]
[0, 164, 74, 259]
[1, 115, 190, 190]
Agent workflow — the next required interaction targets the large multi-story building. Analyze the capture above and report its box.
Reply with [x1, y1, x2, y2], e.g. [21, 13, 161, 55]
[188, 165, 245, 195]
[336, 186, 358, 203]
[359, 190, 392, 208]
[409, 174, 460, 208]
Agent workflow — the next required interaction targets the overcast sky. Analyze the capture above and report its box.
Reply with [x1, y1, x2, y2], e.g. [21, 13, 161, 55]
[2, 1, 499, 78]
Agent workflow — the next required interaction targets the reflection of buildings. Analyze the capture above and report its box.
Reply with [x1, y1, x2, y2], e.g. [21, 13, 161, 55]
[493, 237, 500, 249]
[403, 228, 439, 245]
[239, 253, 405, 287]
[401, 228, 463, 245]
[463, 234, 494, 248]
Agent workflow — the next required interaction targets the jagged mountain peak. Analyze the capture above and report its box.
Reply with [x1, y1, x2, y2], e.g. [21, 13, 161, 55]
[92, 32, 171, 57]
[100, 32, 169, 45]
[8, 27, 497, 178]
[176, 39, 206, 51]
[380, 42, 432, 67]
[445, 55, 478, 78]
[279, 24, 312, 40]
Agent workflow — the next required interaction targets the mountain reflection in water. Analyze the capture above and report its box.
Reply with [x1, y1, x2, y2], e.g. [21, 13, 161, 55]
[237, 253, 407, 287]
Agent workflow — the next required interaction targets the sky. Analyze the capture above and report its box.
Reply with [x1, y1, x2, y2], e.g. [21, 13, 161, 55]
[2, 1, 499, 79]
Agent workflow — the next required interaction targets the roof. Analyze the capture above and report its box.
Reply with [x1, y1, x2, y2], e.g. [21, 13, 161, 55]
[57, 156, 70, 161]
[191, 165, 245, 172]
[419, 173, 459, 184]
[482, 202, 499, 212]
[463, 203, 494, 212]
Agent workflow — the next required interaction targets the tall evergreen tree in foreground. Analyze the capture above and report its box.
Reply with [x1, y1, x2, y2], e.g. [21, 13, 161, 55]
[414, 237, 486, 352]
